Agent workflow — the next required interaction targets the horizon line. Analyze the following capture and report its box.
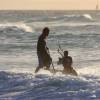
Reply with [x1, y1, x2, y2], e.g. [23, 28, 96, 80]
[0, 9, 99, 11]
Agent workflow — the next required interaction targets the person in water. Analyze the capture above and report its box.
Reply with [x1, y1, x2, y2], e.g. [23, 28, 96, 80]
[35, 27, 52, 73]
[57, 50, 77, 76]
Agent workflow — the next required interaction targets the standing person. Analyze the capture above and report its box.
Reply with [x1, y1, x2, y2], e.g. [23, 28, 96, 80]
[35, 27, 52, 73]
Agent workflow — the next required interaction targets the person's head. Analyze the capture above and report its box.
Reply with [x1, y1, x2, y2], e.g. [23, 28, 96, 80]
[42, 27, 50, 39]
[64, 51, 68, 57]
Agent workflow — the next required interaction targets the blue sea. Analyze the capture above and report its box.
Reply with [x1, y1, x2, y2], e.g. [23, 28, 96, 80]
[0, 10, 100, 100]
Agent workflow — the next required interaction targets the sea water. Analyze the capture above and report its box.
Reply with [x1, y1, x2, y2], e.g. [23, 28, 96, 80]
[0, 10, 100, 100]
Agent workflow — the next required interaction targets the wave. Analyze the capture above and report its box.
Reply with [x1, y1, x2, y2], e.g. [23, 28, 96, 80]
[43, 14, 94, 22]
[33, 14, 94, 22]
[0, 69, 100, 100]
[20, 14, 97, 30]
[83, 14, 93, 20]
[0, 22, 33, 33]
[30, 20, 100, 30]
[63, 14, 93, 21]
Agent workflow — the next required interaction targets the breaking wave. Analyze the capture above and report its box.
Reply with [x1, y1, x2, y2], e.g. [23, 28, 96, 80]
[83, 14, 93, 20]
[0, 66, 100, 100]
[0, 22, 33, 33]
[63, 14, 93, 21]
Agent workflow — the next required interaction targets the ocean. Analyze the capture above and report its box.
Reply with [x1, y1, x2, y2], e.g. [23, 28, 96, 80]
[0, 10, 100, 100]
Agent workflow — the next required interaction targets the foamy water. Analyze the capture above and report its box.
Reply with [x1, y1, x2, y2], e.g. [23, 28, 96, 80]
[0, 10, 100, 99]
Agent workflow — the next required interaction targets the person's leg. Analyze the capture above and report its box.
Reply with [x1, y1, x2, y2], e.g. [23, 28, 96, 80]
[45, 59, 51, 70]
[35, 55, 43, 73]
[35, 66, 41, 73]
[45, 65, 50, 70]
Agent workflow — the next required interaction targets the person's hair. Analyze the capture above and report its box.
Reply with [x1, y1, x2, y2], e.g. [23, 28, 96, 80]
[64, 51, 68, 56]
[42, 27, 49, 36]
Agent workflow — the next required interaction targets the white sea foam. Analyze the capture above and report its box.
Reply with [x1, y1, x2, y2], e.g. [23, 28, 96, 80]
[83, 14, 93, 20]
[0, 68, 100, 100]
[78, 65, 100, 76]
[0, 22, 33, 33]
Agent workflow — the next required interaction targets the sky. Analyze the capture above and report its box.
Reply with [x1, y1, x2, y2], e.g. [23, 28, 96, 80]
[0, 0, 99, 10]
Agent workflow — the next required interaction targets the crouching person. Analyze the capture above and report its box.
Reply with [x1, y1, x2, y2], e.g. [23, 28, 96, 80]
[57, 51, 78, 76]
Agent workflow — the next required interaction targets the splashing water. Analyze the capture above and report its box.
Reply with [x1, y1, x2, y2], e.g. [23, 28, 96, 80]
[0, 22, 33, 33]
[83, 14, 93, 20]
